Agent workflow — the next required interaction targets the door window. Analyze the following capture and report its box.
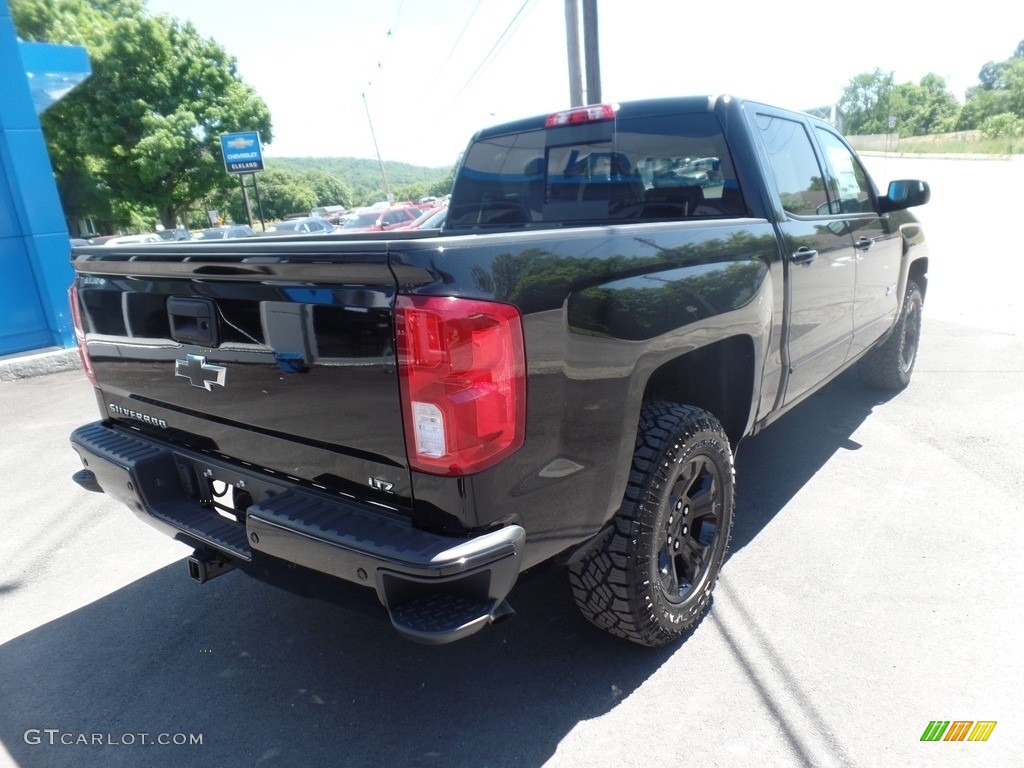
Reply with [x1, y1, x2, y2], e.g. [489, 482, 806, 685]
[755, 114, 828, 216]
[815, 128, 873, 213]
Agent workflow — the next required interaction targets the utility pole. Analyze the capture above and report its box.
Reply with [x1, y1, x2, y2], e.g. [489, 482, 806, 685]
[582, 0, 601, 103]
[565, 0, 600, 107]
[362, 91, 393, 202]
[564, 0, 583, 106]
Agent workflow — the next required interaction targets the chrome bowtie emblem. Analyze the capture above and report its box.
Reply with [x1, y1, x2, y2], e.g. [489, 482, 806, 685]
[175, 354, 227, 391]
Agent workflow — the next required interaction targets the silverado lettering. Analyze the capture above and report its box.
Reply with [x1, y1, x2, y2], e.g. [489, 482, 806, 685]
[108, 403, 167, 429]
[69, 96, 929, 646]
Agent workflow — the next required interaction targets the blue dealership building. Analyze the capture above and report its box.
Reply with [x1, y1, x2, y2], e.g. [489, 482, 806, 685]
[1, 3, 89, 357]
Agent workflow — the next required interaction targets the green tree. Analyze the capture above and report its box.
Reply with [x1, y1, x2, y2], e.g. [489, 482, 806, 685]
[12, 0, 273, 230]
[957, 88, 1012, 129]
[980, 112, 1024, 138]
[210, 183, 245, 226]
[227, 169, 315, 222]
[426, 165, 456, 198]
[840, 70, 960, 136]
[393, 182, 429, 203]
[891, 74, 961, 136]
[838, 69, 895, 135]
[302, 170, 353, 208]
[11, 0, 135, 45]
[960, 40, 1024, 129]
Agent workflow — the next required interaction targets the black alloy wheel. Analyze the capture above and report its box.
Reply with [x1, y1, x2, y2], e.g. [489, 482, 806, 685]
[859, 279, 924, 391]
[569, 402, 735, 647]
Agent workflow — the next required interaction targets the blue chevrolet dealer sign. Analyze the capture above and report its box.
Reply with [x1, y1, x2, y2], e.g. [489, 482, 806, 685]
[220, 131, 264, 173]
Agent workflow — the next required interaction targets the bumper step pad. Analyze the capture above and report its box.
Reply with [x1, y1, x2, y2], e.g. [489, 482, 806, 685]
[71, 421, 526, 643]
[71, 422, 250, 559]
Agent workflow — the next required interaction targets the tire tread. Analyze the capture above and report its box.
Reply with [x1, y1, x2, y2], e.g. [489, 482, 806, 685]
[568, 402, 734, 647]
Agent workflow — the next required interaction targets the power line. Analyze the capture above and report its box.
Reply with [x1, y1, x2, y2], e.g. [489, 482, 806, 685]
[391, 0, 405, 33]
[446, 0, 536, 110]
[359, 0, 406, 171]
[366, 0, 406, 89]
[428, 0, 485, 90]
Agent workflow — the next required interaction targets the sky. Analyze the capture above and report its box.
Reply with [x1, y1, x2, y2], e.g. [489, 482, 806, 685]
[142, 0, 1024, 168]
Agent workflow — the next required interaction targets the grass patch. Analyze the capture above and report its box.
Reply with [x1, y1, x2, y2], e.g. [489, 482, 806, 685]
[851, 130, 1023, 156]
[895, 137, 1023, 155]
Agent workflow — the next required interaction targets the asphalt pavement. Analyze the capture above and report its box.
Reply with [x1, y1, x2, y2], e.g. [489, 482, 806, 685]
[0, 156, 1021, 768]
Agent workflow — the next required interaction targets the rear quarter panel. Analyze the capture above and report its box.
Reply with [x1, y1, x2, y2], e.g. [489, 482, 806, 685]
[389, 219, 780, 566]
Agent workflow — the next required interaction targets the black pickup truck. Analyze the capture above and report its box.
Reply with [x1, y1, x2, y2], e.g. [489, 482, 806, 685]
[68, 95, 930, 646]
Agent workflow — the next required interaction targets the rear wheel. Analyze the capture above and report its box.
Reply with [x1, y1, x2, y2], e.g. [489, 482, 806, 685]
[569, 403, 734, 647]
[858, 279, 923, 391]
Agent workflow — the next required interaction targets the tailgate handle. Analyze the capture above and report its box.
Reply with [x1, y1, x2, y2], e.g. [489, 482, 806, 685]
[168, 297, 220, 347]
[192, 265, 267, 276]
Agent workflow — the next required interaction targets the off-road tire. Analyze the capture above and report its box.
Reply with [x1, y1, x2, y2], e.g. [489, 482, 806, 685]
[858, 279, 923, 391]
[569, 403, 735, 647]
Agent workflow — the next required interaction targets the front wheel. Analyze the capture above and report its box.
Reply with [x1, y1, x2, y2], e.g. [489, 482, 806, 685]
[569, 403, 735, 647]
[858, 279, 923, 391]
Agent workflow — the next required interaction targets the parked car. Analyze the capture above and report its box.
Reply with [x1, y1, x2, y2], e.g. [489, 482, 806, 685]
[416, 205, 447, 230]
[261, 217, 336, 236]
[311, 205, 346, 221]
[190, 225, 256, 240]
[392, 204, 448, 231]
[339, 205, 423, 233]
[157, 228, 192, 241]
[100, 233, 162, 246]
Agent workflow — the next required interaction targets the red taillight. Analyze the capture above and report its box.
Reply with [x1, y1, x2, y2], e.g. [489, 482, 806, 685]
[395, 295, 526, 476]
[545, 103, 618, 127]
[68, 284, 97, 385]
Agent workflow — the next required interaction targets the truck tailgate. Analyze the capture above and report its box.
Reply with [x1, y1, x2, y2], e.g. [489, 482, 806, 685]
[70, 239, 412, 507]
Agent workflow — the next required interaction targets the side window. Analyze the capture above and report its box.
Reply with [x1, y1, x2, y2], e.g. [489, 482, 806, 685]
[815, 128, 872, 213]
[755, 114, 828, 216]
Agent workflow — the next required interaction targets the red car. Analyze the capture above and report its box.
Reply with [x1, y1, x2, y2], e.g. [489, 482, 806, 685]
[339, 205, 423, 233]
[390, 204, 448, 231]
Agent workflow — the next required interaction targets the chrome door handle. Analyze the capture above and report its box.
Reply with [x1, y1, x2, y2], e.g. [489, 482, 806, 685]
[791, 247, 818, 266]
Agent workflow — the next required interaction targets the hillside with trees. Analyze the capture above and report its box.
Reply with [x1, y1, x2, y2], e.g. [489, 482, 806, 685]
[212, 158, 454, 225]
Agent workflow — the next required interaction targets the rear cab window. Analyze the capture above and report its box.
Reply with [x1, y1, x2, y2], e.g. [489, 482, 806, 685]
[448, 107, 745, 231]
